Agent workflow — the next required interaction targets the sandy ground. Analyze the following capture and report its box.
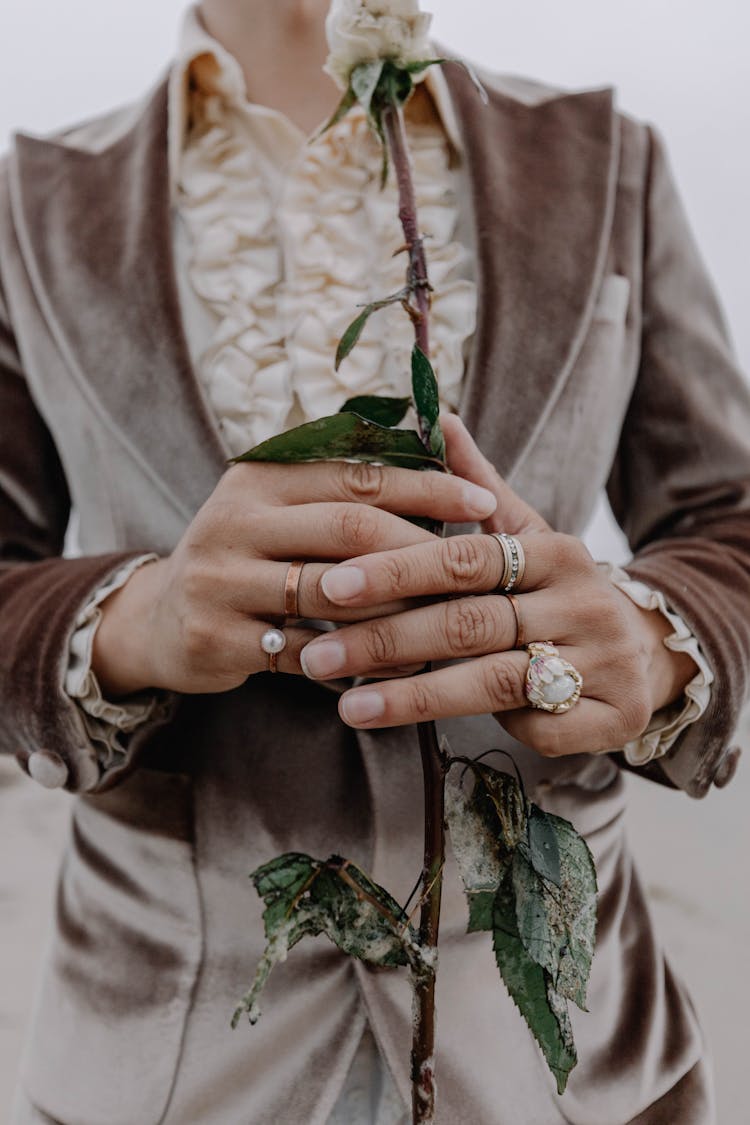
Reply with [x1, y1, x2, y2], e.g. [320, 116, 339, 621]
[1, 749, 747, 1124]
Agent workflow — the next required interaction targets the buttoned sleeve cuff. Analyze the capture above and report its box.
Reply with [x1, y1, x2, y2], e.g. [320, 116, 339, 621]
[64, 553, 174, 772]
[602, 562, 714, 766]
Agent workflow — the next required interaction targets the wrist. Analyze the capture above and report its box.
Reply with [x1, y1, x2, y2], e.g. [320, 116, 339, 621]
[91, 558, 164, 698]
[635, 601, 698, 713]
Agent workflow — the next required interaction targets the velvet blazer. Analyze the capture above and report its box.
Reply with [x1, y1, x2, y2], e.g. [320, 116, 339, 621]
[2, 61, 749, 1124]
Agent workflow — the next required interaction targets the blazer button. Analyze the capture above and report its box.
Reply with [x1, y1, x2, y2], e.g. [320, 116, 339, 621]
[27, 749, 69, 789]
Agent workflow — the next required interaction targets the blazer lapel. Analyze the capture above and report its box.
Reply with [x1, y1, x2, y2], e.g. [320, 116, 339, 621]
[443, 64, 620, 481]
[10, 77, 228, 523]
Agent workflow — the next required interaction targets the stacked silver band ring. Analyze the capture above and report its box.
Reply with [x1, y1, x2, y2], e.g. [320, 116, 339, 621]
[489, 532, 526, 593]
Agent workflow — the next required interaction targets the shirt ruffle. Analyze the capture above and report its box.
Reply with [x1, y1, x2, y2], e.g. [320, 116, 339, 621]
[604, 563, 714, 765]
[177, 82, 475, 456]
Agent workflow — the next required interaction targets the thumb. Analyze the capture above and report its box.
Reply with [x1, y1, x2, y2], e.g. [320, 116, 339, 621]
[441, 413, 548, 535]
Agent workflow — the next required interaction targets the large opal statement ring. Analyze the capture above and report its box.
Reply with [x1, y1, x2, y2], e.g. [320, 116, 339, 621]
[261, 627, 287, 674]
[524, 642, 583, 714]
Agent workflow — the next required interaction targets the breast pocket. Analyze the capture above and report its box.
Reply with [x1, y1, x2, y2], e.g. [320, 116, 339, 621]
[20, 768, 203, 1125]
[519, 274, 640, 533]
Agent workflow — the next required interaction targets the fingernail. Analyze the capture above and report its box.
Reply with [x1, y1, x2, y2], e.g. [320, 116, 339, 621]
[321, 566, 366, 602]
[341, 690, 385, 725]
[463, 483, 497, 517]
[300, 640, 346, 679]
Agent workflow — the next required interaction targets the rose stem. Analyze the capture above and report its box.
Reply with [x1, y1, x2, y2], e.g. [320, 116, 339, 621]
[382, 97, 446, 1125]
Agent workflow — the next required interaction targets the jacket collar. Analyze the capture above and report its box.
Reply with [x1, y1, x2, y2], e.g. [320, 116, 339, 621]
[9, 64, 618, 521]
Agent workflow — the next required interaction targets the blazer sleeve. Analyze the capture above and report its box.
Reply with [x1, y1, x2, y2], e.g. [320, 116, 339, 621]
[607, 124, 750, 798]
[0, 264, 172, 794]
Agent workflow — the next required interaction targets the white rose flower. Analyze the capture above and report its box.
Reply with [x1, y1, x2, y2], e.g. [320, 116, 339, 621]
[325, 0, 433, 90]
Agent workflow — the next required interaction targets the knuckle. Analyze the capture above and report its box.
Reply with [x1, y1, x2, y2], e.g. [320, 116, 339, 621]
[218, 463, 247, 495]
[307, 569, 336, 617]
[482, 657, 524, 709]
[339, 461, 385, 503]
[381, 552, 413, 597]
[335, 505, 378, 553]
[445, 599, 494, 653]
[532, 726, 568, 759]
[617, 695, 653, 741]
[580, 591, 623, 644]
[363, 621, 400, 666]
[181, 613, 218, 664]
[221, 462, 267, 506]
[598, 597, 631, 646]
[553, 534, 594, 575]
[443, 536, 492, 588]
[181, 557, 215, 607]
[409, 681, 434, 719]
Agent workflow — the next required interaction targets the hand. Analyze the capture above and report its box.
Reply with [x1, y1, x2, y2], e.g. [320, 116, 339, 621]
[299, 415, 698, 757]
[91, 457, 498, 697]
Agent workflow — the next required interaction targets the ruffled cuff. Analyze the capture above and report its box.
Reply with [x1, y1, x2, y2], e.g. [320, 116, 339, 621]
[64, 554, 174, 771]
[602, 562, 714, 766]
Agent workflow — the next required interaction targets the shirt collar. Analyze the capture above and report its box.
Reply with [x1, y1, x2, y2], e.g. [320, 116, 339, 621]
[168, 4, 463, 195]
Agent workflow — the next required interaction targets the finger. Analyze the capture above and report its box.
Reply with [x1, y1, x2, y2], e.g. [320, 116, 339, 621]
[250, 502, 439, 561]
[227, 459, 498, 523]
[337, 649, 532, 728]
[218, 560, 412, 622]
[501, 698, 636, 758]
[440, 414, 549, 534]
[299, 595, 513, 679]
[319, 530, 596, 606]
[300, 591, 606, 681]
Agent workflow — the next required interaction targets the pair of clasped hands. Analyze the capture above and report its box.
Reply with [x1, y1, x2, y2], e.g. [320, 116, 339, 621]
[94, 415, 694, 758]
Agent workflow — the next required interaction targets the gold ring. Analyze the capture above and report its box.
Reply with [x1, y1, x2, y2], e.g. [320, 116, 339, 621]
[505, 593, 525, 648]
[489, 533, 526, 593]
[284, 560, 305, 618]
[525, 642, 582, 714]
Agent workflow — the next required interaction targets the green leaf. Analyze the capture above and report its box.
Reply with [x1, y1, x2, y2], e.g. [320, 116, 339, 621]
[233, 852, 416, 1029]
[447, 759, 596, 1092]
[446, 772, 509, 895]
[253, 852, 318, 937]
[514, 815, 597, 1012]
[467, 889, 496, 933]
[492, 875, 577, 1095]
[512, 845, 567, 979]
[411, 346, 446, 460]
[335, 290, 409, 370]
[446, 768, 515, 935]
[315, 85, 357, 138]
[339, 395, 412, 427]
[528, 805, 562, 887]
[380, 60, 415, 106]
[351, 60, 385, 117]
[403, 58, 449, 75]
[472, 764, 527, 851]
[545, 814, 598, 1011]
[229, 413, 443, 471]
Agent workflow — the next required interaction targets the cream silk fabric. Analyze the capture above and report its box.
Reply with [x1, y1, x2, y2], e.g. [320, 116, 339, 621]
[65, 5, 711, 781]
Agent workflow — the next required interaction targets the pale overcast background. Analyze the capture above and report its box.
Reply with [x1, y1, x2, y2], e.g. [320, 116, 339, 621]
[1, 2, 749, 1122]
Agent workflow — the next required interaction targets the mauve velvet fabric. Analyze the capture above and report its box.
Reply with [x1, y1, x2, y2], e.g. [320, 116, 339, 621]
[2, 60, 747, 1122]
